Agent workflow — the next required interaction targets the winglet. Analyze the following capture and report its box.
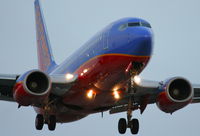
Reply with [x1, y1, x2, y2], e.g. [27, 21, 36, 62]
[34, 0, 57, 72]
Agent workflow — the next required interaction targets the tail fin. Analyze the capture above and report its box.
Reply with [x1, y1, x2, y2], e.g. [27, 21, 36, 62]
[34, 0, 57, 72]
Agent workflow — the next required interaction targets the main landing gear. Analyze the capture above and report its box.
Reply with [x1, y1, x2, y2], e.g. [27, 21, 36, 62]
[35, 114, 56, 131]
[35, 100, 57, 131]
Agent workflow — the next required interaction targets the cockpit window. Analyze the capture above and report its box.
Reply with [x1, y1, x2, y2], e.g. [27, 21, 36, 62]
[128, 22, 140, 27]
[128, 22, 151, 28]
[140, 22, 151, 28]
[119, 22, 151, 31]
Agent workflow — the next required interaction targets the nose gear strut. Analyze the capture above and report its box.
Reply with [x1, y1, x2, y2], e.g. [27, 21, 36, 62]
[118, 62, 142, 135]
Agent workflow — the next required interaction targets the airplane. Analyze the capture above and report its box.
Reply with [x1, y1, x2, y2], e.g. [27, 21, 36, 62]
[0, 0, 200, 135]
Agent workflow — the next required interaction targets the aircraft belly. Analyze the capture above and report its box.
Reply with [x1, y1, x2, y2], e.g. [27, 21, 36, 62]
[61, 54, 150, 110]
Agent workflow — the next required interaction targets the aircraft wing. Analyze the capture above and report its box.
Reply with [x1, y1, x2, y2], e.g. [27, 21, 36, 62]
[0, 74, 78, 102]
[0, 74, 18, 102]
[110, 79, 200, 114]
[50, 74, 78, 96]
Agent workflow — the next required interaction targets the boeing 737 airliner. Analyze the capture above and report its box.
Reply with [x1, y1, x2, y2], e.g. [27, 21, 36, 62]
[0, 0, 200, 135]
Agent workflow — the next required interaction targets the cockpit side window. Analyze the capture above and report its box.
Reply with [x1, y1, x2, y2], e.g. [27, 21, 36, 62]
[140, 22, 151, 28]
[118, 24, 128, 31]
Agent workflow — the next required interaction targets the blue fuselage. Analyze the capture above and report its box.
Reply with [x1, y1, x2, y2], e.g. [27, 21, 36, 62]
[51, 17, 153, 75]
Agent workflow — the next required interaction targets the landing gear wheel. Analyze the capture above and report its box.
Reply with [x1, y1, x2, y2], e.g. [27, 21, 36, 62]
[35, 114, 44, 130]
[130, 119, 139, 134]
[118, 118, 127, 134]
[48, 115, 56, 131]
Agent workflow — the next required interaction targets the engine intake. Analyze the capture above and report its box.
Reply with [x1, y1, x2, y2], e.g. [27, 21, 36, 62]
[26, 71, 50, 95]
[156, 77, 193, 113]
[13, 70, 51, 106]
[167, 78, 192, 102]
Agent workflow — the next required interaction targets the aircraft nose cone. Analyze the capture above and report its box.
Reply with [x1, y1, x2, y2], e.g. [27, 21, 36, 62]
[130, 28, 153, 56]
[136, 35, 152, 56]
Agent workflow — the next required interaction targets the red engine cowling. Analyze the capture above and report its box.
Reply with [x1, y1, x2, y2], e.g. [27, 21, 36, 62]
[156, 77, 193, 113]
[13, 70, 51, 106]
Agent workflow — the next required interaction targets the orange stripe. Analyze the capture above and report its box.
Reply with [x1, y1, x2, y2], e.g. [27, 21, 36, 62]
[84, 53, 150, 64]
[73, 53, 150, 74]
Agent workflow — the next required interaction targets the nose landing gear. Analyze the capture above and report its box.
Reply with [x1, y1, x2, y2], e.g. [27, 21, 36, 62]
[118, 117, 139, 134]
[117, 62, 142, 135]
[117, 97, 139, 135]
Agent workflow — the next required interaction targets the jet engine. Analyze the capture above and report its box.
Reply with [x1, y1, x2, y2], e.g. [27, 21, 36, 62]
[13, 70, 51, 106]
[156, 77, 193, 113]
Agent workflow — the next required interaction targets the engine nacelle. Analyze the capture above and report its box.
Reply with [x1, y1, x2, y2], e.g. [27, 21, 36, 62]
[13, 70, 51, 106]
[156, 77, 193, 113]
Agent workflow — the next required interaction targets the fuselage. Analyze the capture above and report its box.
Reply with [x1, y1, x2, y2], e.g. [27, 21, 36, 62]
[36, 17, 153, 123]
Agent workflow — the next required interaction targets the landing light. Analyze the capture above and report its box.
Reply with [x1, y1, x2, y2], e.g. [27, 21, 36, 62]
[87, 90, 96, 99]
[133, 75, 141, 85]
[65, 73, 74, 80]
[113, 87, 118, 92]
[83, 69, 88, 73]
[80, 69, 89, 76]
[113, 90, 120, 100]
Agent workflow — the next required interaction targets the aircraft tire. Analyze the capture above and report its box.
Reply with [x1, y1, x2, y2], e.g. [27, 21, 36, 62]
[35, 114, 44, 130]
[48, 115, 56, 131]
[130, 118, 139, 134]
[118, 118, 127, 134]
